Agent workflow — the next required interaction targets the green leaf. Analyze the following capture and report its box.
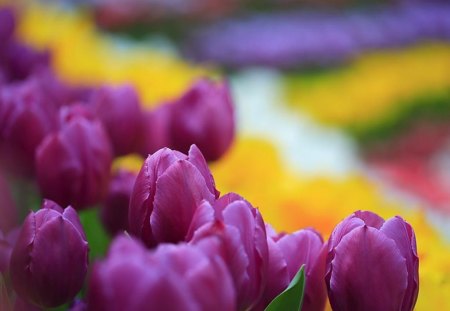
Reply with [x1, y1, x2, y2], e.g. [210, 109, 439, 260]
[78, 208, 111, 260]
[264, 265, 306, 311]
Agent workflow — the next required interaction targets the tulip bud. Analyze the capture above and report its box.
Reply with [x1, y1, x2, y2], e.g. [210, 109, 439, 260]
[36, 114, 112, 209]
[128, 145, 218, 246]
[169, 78, 235, 161]
[190, 193, 268, 310]
[87, 235, 235, 311]
[90, 85, 144, 156]
[0, 80, 58, 174]
[100, 169, 136, 236]
[326, 211, 419, 311]
[259, 227, 327, 311]
[137, 105, 172, 157]
[9, 200, 89, 308]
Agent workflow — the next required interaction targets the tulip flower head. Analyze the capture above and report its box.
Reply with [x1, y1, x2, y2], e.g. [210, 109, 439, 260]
[326, 211, 419, 311]
[9, 200, 89, 308]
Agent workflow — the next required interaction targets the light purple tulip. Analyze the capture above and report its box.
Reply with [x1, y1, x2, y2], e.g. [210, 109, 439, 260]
[326, 211, 419, 311]
[90, 85, 144, 156]
[190, 193, 269, 310]
[9, 200, 89, 308]
[169, 79, 235, 161]
[100, 169, 136, 236]
[36, 113, 112, 209]
[258, 227, 327, 311]
[128, 145, 219, 247]
[87, 235, 235, 311]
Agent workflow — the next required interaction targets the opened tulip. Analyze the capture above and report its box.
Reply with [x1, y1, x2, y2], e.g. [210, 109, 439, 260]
[9, 200, 89, 308]
[169, 78, 235, 161]
[87, 235, 235, 311]
[128, 145, 219, 246]
[190, 193, 268, 311]
[258, 227, 327, 311]
[36, 113, 112, 209]
[326, 211, 419, 311]
[100, 169, 136, 235]
[90, 85, 143, 156]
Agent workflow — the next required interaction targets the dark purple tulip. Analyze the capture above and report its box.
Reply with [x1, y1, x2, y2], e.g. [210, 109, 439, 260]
[258, 227, 327, 311]
[128, 145, 218, 246]
[137, 105, 172, 157]
[100, 169, 136, 236]
[36, 114, 112, 209]
[190, 193, 268, 310]
[326, 211, 419, 311]
[9, 200, 89, 308]
[169, 78, 235, 161]
[0, 80, 58, 175]
[0, 173, 18, 233]
[87, 235, 235, 311]
[90, 85, 143, 156]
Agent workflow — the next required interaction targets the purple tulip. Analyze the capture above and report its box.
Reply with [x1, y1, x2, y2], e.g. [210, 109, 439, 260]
[128, 145, 219, 247]
[36, 113, 112, 209]
[87, 235, 235, 311]
[169, 79, 235, 161]
[326, 211, 419, 311]
[0, 80, 58, 174]
[257, 227, 327, 311]
[90, 85, 144, 156]
[190, 193, 269, 310]
[100, 169, 136, 236]
[0, 8, 15, 44]
[137, 105, 172, 157]
[9, 200, 89, 308]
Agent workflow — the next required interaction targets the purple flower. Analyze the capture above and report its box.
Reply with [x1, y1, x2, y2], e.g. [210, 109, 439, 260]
[36, 114, 112, 209]
[190, 193, 269, 310]
[9, 200, 89, 308]
[257, 227, 327, 311]
[137, 105, 172, 157]
[128, 145, 218, 247]
[0, 8, 15, 43]
[100, 169, 137, 236]
[89, 85, 144, 156]
[326, 211, 419, 311]
[87, 235, 235, 311]
[169, 79, 235, 161]
[0, 80, 58, 175]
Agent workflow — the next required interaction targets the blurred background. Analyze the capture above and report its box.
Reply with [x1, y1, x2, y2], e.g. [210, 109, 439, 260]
[1, 0, 450, 309]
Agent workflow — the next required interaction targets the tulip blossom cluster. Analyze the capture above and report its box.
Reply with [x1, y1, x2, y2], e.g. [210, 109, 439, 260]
[0, 7, 235, 210]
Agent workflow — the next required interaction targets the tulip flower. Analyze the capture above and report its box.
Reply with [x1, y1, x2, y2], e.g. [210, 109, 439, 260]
[326, 211, 419, 311]
[257, 227, 327, 311]
[0, 80, 58, 174]
[9, 200, 89, 308]
[87, 235, 235, 311]
[169, 78, 235, 161]
[90, 85, 143, 156]
[128, 145, 219, 246]
[190, 193, 268, 311]
[36, 113, 112, 209]
[100, 169, 136, 235]
[0, 8, 14, 43]
[137, 105, 172, 157]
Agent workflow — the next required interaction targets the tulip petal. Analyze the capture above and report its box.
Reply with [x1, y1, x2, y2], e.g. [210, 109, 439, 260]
[354, 210, 385, 229]
[329, 226, 408, 311]
[380, 217, 419, 311]
[188, 144, 219, 197]
[151, 160, 215, 243]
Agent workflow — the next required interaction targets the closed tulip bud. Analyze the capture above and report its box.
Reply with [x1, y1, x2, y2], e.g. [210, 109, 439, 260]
[137, 105, 172, 157]
[129, 145, 219, 246]
[87, 235, 235, 311]
[100, 169, 136, 236]
[36, 114, 112, 209]
[169, 78, 235, 161]
[326, 211, 419, 311]
[90, 85, 143, 156]
[258, 227, 326, 311]
[0, 80, 58, 174]
[190, 193, 269, 310]
[9, 200, 89, 308]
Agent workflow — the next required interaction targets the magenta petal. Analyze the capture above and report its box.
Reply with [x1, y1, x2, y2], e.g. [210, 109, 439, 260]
[63, 206, 87, 241]
[188, 144, 219, 197]
[354, 210, 385, 229]
[329, 226, 408, 311]
[380, 217, 419, 311]
[151, 160, 215, 243]
[185, 200, 216, 241]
